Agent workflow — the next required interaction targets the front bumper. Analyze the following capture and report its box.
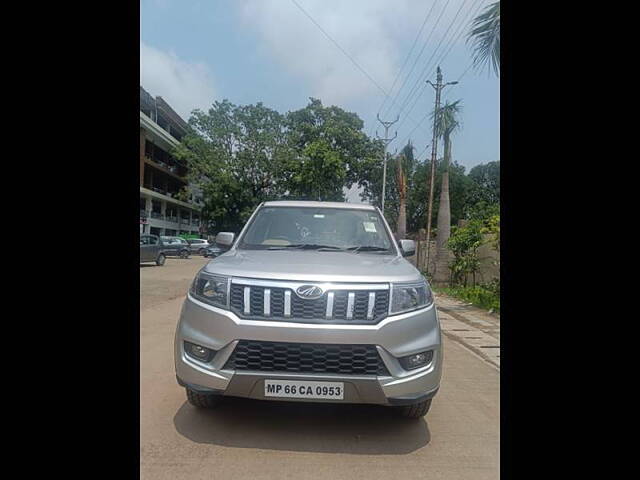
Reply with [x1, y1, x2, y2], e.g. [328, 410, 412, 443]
[175, 294, 443, 406]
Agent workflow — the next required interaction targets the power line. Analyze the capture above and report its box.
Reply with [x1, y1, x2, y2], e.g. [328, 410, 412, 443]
[392, 0, 471, 122]
[290, 0, 390, 98]
[289, 0, 426, 139]
[415, 142, 430, 162]
[381, 0, 451, 120]
[390, 0, 485, 141]
[377, 0, 442, 117]
[443, 61, 475, 96]
[371, 0, 459, 139]
[396, 110, 431, 150]
[428, 0, 488, 82]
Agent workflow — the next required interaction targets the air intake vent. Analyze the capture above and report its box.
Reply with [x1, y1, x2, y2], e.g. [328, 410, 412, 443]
[224, 340, 389, 376]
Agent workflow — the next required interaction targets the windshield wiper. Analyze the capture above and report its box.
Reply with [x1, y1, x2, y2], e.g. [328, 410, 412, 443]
[346, 246, 390, 253]
[267, 244, 346, 251]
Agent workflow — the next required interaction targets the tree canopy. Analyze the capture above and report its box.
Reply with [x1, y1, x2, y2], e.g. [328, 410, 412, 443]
[174, 98, 381, 233]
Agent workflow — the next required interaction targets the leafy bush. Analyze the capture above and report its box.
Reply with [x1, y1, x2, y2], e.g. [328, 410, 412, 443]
[439, 284, 500, 312]
[447, 219, 484, 286]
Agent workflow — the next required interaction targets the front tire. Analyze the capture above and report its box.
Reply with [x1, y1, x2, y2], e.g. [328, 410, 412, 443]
[186, 388, 221, 408]
[180, 249, 189, 259]
[198, 248, 206, 255]
[155, 253, 166, 266]
[398, 399, 432, 419]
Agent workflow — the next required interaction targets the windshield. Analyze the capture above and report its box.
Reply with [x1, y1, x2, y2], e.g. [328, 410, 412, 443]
[238, 206, 395, 253]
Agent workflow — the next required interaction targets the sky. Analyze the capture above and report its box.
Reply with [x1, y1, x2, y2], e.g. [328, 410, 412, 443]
[140, 0, 499, 200]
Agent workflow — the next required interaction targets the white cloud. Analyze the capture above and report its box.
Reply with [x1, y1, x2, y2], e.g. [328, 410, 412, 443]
[237, 0, 472, 107]
[140, 41, 216, 119]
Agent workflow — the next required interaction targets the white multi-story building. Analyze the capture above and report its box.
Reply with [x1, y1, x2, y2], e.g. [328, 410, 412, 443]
[139, 86, 203, 237]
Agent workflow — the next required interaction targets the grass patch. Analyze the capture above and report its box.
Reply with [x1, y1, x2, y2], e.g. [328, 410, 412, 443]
[433, 284, 500, 313]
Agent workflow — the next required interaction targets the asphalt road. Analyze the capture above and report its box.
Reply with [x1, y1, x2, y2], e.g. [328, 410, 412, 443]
[140, 257, 500, 479]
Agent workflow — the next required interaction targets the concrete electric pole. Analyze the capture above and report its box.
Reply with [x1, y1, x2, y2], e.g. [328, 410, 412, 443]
[424, 66, 458, 273]
[376, 113, 399, 214]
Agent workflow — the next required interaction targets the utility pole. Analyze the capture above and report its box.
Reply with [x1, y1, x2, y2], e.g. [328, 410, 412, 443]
[376, 113, 399, 214]
[424, 66, 458, 273]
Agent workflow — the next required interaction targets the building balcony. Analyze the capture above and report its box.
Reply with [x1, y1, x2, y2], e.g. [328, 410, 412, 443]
[139, 186, 198, 211]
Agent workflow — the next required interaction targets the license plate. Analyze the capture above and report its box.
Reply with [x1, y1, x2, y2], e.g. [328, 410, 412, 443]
[264, 380, 344, 400]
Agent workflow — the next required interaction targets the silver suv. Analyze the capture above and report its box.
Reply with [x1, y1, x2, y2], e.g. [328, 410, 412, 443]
[175, 201, 442, 418]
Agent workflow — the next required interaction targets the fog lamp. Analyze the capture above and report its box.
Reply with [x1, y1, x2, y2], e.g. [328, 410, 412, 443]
[399, 350, 433, 370]
[184, 341, 215, 362]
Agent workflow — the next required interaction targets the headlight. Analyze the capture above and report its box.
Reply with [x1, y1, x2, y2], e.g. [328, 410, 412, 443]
[390, 280, 433, 314]
[190, 271, 229, 309]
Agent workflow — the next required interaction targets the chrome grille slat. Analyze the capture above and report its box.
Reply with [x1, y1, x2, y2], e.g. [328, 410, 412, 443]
[264, 288, 270, 316]
[367, 292, 375, 319]
[346, 292, 355, 319]
[284, 290, 291, 317]
[229, 282, 389, 324]
[243, 287, 250, 314]
[326, 291, 334, 318]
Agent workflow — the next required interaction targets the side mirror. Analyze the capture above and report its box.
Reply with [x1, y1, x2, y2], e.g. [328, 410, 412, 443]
[399, 239, 416, 257]
[216, 232, 235, 247]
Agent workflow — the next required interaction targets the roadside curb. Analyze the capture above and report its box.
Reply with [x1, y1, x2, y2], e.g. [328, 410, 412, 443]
[435, 295, 500, 369]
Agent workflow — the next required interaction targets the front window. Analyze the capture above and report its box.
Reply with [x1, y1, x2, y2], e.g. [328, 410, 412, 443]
[238, 206, 394, 253]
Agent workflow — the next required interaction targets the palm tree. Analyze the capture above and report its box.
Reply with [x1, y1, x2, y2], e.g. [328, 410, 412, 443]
[467, 1, 500, 76]
[431, 100, 462, 284]
[395, 141, 415, 239]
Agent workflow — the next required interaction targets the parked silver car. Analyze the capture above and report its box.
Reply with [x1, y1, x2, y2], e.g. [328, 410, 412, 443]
[175, 201, 442, 418]
[187, 238, 211, 255]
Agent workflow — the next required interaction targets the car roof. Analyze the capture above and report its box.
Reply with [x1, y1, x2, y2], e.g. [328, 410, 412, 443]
[262, 200, 375, 211]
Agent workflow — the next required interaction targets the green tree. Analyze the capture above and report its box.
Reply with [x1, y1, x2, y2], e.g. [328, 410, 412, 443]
[282, 98, 380, 201]
[408, 158, 474, 234]
[467, 1, 500, 76]
[175, 98, 380, 232]
[468, 161, 500, 203]
[174, 100, 290, 233]
[431, 100, 463, 283]
[464, 160, 500, 221]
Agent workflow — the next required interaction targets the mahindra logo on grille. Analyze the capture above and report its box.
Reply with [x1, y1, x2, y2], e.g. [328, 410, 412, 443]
[295, 285, 324, 300]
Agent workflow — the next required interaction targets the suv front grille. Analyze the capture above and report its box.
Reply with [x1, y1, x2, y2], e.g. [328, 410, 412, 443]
[229, 283, 389, 324]
[224, 340, 389, 376]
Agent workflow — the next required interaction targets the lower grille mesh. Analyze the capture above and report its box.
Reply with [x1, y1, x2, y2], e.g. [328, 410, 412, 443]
[224, 340, 389, 376]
